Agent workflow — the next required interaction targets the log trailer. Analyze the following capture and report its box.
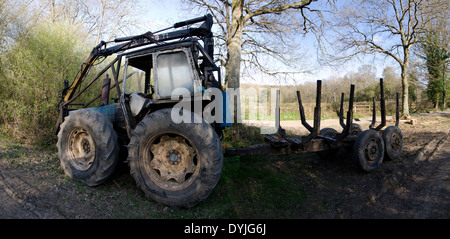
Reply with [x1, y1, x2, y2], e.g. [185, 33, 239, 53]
[225, 79, 403, 173]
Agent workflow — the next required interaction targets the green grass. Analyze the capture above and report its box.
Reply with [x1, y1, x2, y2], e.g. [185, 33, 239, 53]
[216, 156, 306, 217]
[89, 154, 310, 219]
[0, 126, 310, 219]
[163, 155, 308, 219]
[281, 112, 300, 120]
[222, 123, 265, 148]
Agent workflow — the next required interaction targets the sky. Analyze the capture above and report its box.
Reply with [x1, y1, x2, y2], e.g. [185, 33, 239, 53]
[134, 0, 400, 86]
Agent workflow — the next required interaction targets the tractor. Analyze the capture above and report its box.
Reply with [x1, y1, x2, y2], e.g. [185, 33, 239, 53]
[54, 14, 230, 208]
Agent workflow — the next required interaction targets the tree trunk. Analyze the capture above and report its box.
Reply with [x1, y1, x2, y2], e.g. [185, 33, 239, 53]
[400, 64, 410, 118]
[400, 47, 411, 118]
[443, 61, 447, 109]
[435, 93, 440, 110]
[226, 0, 244, 89]
[226, 0, 244, 123]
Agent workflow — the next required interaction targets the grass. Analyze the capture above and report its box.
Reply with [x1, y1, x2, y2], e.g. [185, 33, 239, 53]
[222, 123, 265, 148]
[159, 154, 308, 219]
[61, 153, 310, 219]
[280, 111, 299, 120]
[217, 156, 306, 217]
[0, 125, 311, 219]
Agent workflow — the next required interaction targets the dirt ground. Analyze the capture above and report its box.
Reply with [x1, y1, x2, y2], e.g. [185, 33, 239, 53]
[0, 110, 449, 219]
[283, 110, 450, 219]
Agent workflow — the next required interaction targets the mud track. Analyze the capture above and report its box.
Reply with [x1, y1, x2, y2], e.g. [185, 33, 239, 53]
[0, 110, 449, 218]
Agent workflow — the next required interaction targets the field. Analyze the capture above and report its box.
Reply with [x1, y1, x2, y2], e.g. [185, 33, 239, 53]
[0, 110, 449, 219]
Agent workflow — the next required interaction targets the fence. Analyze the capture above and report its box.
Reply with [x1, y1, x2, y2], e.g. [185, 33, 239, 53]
[277, 100, 402, 120]
[238, 87, 438, 121]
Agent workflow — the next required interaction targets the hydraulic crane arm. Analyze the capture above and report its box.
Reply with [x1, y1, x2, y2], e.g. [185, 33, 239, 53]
[63, 41, 104, 102]
[55, 14, 213, 135]
[61, 14, 213, 104]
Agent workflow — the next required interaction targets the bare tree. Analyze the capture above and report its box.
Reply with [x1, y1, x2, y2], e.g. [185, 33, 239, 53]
[39, 0, 144, 43]
[327, 0, 447, 117]
[87, 0, 143, 43]
[184, 0, 324, 89]
[0, 0, 40, 53]
[0, 0, 15, 52]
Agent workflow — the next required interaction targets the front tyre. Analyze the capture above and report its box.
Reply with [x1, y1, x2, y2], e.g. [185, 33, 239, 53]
[128, 109, 223, 208]
[57, 109, 120, 186]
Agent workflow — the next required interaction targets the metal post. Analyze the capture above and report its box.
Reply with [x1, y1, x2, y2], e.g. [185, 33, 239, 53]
[113, 56, 122, 97]
[313, 80, 322, 137]
[276, 89, 280, 124]
[376, 78, 386, 130]
[276, 89, 286, 138]
[346, 84, 355, 134]
[337, 84, 355, 140]
[396, 92, 400, 127]
[296, 90, 313, 132]
[339, 93, 346, 129]
[370, 97, 376, 129]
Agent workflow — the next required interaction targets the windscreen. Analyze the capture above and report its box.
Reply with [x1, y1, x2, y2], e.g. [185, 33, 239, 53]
[156, 51, 194, 98]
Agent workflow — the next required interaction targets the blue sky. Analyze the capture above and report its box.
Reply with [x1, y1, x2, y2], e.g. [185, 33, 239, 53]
[135, 0, 400, 85]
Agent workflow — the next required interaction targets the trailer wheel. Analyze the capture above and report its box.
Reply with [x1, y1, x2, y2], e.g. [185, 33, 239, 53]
[353, 130, 385, 172]
[316, 128, 338, 159]
[382, 126, 403, 160]
[351, 123, 362, 136]
[57, 109, 119, 186]
[128, 109, 223, 208]
[341, 123, 363, 152]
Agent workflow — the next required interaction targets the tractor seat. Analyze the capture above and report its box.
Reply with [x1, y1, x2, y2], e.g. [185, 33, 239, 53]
[129, 92, 152, 116]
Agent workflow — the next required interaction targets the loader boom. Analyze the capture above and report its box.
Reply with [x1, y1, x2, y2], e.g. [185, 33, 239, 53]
[63, 42, 103, 102]
[60, 14, 213, 105]
[55, 14, 214, 134]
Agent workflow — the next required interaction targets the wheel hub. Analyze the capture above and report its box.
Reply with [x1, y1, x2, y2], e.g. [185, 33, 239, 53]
[147, 135, 198, 189]
[167, 150, 182, 165]
[82, 140, 91, 153]
[366, 139, 379, 162]
[68, 127, 96, 171]
[391, 133, 401, 151]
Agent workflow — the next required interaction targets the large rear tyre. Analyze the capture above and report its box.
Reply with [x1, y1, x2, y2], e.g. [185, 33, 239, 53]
[352, 130, 385, 172]
[57, 109, 120, 186]
[382, 126, 403, 160]
[128, 109, 223, 208]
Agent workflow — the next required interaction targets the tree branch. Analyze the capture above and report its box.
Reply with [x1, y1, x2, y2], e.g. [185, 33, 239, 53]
[243, 0, 316, 22]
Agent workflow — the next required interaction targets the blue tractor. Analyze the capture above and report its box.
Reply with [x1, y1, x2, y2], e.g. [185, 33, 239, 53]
[54, 14, 231, 208]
